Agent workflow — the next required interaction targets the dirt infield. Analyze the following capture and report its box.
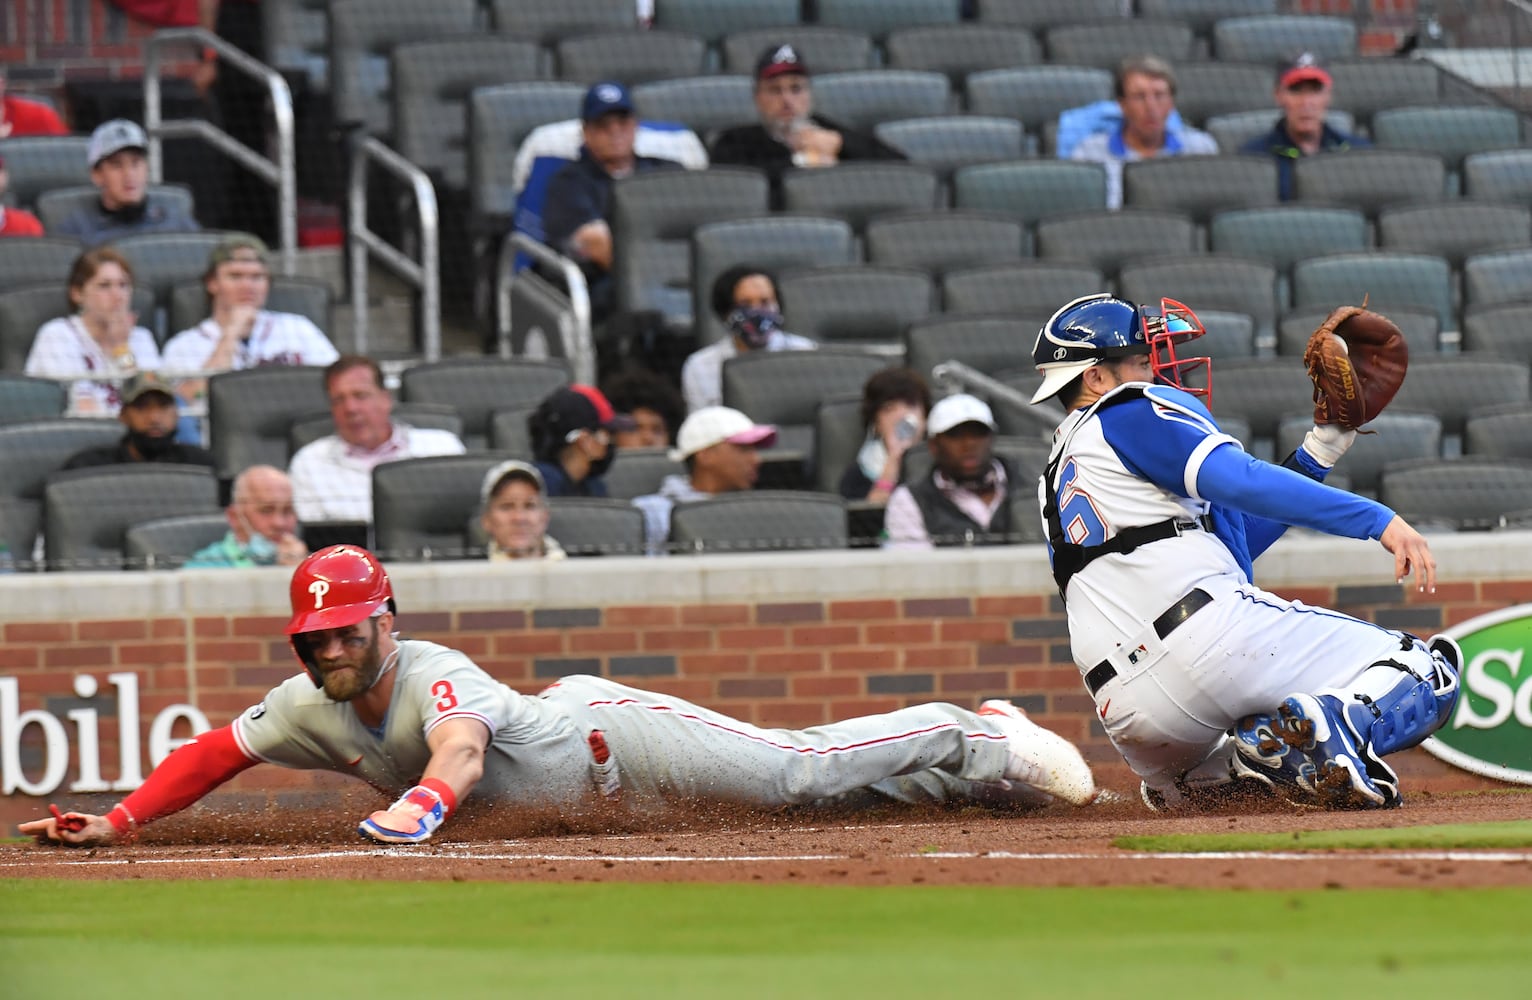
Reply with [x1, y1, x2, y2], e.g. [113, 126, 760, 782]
[5, 785, 1530, 890]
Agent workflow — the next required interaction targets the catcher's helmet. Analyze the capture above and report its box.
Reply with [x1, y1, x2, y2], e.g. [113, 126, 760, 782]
[1030, 293, 1209, 405]
[284, 544, 396, 637]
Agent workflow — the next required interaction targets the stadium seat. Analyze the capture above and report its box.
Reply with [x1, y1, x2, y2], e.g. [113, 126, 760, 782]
[973, 0, 1126, 30]
[1212, 15, 1357, 63]
[1462, 247, 1532, 311]
[884, 25, 1040, 83]
[1045, 20, 1196, 70]
[262, 0, 330, 89]
[1279, 306, 1440, 359]
[1463, 148, 1532, 207]
[721, 348, 888, 462]
[35, 185, 195, 235]
[208, 366, 331, 481]
[1122, 155, 1280, 222]
[400, 358, 570, 451]
[777, 265, 936, 348]
[555, 30, 709, 86]
[668, 491, 848, 554]
[1465, 402, 1532, 460]
[810, 71, 952, 132]
[1462, 304, 1532, 365]
[1193, 309, 1258, 359]
[125, 512, 234, 570]
[1172, 62, 1277, 127]
[873, 116, 1026, 179]
[953, 161, 1109, 228]
[813, 0, 960, 40]
[545, 497, 647, 556]
[1276, 411, 1442, 496]
[813, 393, 866, 495]
[0, 135, 92, 209]
[484, 405, 536, 459]
[327, 0, 480, 137]
[631, 75, 757, 140]
[468, 82, 588, 227]
[1205, 356, 1314, 450]
[43, 464, 220, 572]
[1326, 59, 1441, 132]
[1292, 252, 1455, 334]
[1379, 456, 1532, 531]
[1034, 209, 1197, 278]
[941, 261, 1105, 317]
[486, 0, 636, 43]
[904, 315, 1032, 382]
[984, 367, 1052, 438]
[865, 211, 1026, 275]
[1392, 356, 1532, 438]
[111, 232, 238, 310]
[654, 0, 801, 47]
[0, 417, 121, 565]
[168, 276, 335, 342]
[1, 284, 71, 372]
[964, 66, 1113, 137]
[1204, 108, 1355, 154]
[0, 373, 68, 426]
[0, 237, 86, 295]
[600, 446, 686, 501]
[722, 25, 875, 76]
[1138, 0, 1277, 38]
[1118, 255, 1279, 345]
[1292, 149, 1447, 217]
[1209, 206, 1369, 274]
[373, 454, 506, 561]
[290, 403, 464, 458]
[780, 162, 940, 230]
[1377, 201, 1532, 267]
[1371, 106, 1523, 173]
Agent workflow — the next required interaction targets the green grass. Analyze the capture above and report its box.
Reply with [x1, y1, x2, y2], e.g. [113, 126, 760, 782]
[1116, 819, 1532, 853]
[3, 881, 1530, 998]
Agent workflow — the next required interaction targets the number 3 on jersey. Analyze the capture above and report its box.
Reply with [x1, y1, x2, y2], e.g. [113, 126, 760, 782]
[1055, 458, 1107, 546]
[431, 679, 458, 712]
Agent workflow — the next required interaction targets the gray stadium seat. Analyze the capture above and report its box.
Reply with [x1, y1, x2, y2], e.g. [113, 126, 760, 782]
[1122, 155, 1280, 222]
[1379, 456, 1532, 531]
[873, 116, 1025, 178]
[0, 373, 67, 425]
[1463, 304, 1532, 365]
[1137, 0, 1277, 37]
[1194, 309, 1258, 359]
[1034, 209, 1198, 278]
[941, 261, 1106, 317]
[884, 25, 1040, 83]
[904, 315, 1032, 382]
[555, 30, 709, 86]
[1276, 411, 1442, 496]
[262, 0, 330, 90]
[973, 0, 1126, 30]
[953, 161, 1109, 227]
[1204, 108, 1356, 154]
[111, 232, 236, 308]
[1390, 356, 1532, 438]
[1463, 247, 1532, 310]
[722, 26, 876, 76]
[611, 167, 771, 329]
[721, 348, 887, 467]
[1045, 20, 1196, 70]
[35, 185, 195, 235]
[1292, 252, 1454, 334]
[778, 265, 935, 347]
[1212, 15, 1358, 63]
[487, 0, 636, 43]
[468, 81, 587, 226]
[810, 71, 952, 132]
[0, 417, 122, 565]
[373, 454, 506, 561]
[327, 0, 480, 136]
[653, 0, 800, 46]
[632, 75, 757, 140]
[290, 403, 464, 458]
[780, 163, 940, 230]
[207, 366, 330, 480]
[0, 135, 92, 209]
[668, 491, 848, 554]
[1326, 59, 1440, 131]
[1292, 149, 1447, 217]
[400, 358, 570, 451]
[545, 497, 647, 556]
[1463, 149, 1532, 208]
[985, 367, 1051, 439]
[1, 284, 71, 372]
[964, 66, 1113, 136]
[391, 37, 546, 190]
[1371, 106, 1523, 173]
[1209, 206, 1369, 274]
[1172, 62, 1278, 127]
[1118, 255, 1279, 345]
[1279, 306, 1440, 359]
[168, 276, 335, 342]
[864, 211, 1026, 274]
[813, 0, 960, 39]
[485, 405, 536, 458]
[43, 465, 220, 572]
[1205, 357, 1314, 448]
[812, 393, 865, 495]
[0, 237, 86, 295]
[1377, 201, 1532, 267]
[691, 215, 857, 346]
[1465, 403, 1532, 460]
[601, 446, 686, 501]
[125, 513, 234, 570]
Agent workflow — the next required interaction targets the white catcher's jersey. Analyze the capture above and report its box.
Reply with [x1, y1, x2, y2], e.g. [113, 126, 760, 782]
[232, 639, 597, 809]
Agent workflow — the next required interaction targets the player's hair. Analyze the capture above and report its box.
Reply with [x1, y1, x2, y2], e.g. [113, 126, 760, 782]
[67, 247, 135, 301]
[1114, 54, 1177, 98]
[601, 366, 685, 445]
[323, 354, 385, 394]
[859, 367, 931, 430]
[710, 265, 779, 321]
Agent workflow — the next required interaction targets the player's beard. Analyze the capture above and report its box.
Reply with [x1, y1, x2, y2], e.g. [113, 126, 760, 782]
[317, 622, 383, 702]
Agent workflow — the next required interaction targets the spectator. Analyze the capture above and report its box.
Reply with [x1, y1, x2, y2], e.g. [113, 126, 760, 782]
[633, 406, 776, 555]
[61, 372, 215, 470]
[839, 367, 931, 504]
[680, 266, 816, 413]
[25, 247, 162, 415]
[541, 82, 683, 323]
[1240, 53, 1369, 201]
[184, 465, 309, 568]
[479, 459, 566, 562]
[54, 119, 201, 246]
[288, 356, 466, 523]
[1070, 55, 1218, 210]
[709, 43, 905, 205]
[527, 385, 635, 498]
[882, 394, 1015, 550]
[0, 69, 68, 137]
[0, 154, 44, 236]
[160, 234, 338, 401]
[601, 366, 685, 449]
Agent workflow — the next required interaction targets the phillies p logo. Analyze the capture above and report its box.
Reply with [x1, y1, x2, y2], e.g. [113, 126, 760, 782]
[309, 580, 330, 609]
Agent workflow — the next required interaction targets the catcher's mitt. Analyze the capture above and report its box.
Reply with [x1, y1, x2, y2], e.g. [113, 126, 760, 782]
[1302, 304, 1408, 431]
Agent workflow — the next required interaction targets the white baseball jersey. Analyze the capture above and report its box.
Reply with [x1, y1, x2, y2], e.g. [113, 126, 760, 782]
[161, 311, 339, 371]
[24, 316, 162, 414]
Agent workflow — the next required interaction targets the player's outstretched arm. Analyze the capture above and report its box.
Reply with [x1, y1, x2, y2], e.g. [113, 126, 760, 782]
[358, 717, 491, 845]
[1379, 515, 1437, 593]
[19, 806, 117, 847]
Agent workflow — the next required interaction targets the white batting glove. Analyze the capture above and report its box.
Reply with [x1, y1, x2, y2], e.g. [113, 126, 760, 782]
[358, 784, 446, 845]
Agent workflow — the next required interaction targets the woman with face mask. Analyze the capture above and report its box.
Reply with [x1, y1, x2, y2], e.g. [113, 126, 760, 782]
[840, 367, 932, 505]
[25, 247, 162, 415]
[526, 385, 635, 498]
[680, 266, 817, 413]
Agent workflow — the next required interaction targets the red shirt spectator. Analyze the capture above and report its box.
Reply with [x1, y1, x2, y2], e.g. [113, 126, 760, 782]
[0, 154, 45, 236]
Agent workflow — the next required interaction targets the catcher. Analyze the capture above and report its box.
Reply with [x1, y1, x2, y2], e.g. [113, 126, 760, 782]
[1029, 294, 1460, 812]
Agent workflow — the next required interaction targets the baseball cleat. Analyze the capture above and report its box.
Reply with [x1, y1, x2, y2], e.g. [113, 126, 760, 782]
[1264, 694, 1398, 809]
[978, 700, 1097, 806]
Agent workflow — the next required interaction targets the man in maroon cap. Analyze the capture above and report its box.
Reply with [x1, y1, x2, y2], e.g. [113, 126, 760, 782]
[1240, 52, 1368, 200]
[708, 42, 903, 204]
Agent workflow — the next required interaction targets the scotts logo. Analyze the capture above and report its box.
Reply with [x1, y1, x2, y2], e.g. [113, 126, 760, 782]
[309, 580, 330, 608]
[1423, 603, 1532, 784]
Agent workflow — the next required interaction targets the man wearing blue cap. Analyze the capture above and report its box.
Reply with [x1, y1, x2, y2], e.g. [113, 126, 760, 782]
[542, 81, 683, 322]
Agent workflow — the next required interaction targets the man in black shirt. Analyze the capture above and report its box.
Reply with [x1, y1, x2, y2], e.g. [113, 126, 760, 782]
[1239, 53, 1368, 201]
[63, 373, 216, 470]
[708, 43, 904, 205]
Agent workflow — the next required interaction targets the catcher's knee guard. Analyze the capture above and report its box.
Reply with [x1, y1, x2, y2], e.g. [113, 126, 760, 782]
[1339, 634, 1460, 758]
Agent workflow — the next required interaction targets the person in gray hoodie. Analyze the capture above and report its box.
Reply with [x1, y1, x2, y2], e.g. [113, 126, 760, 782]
[632, 406, 776, 555]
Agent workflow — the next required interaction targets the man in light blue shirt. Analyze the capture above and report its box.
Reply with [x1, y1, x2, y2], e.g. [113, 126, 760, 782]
[185, 465, 309, 568]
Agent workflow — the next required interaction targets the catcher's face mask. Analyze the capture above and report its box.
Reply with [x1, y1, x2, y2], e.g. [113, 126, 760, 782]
[1144, 298, 1211, 406]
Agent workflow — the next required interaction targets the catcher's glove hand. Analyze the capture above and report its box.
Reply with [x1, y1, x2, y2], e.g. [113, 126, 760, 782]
[1302, 305, 1408, 431]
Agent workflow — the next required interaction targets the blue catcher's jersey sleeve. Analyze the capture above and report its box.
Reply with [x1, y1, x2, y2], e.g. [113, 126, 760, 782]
[1195, 445, 1395, 541]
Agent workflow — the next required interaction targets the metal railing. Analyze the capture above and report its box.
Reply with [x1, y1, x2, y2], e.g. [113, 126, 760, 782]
[144, 28, 297, 275]
[348, 136, 441, 361]
[930, 360, 1059, 437]
[496, 231, 595, 385]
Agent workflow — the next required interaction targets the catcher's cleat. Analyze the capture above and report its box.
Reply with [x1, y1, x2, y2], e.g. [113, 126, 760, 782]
[1260, 694, 1399, 809]
[978, 699, 1097, 805]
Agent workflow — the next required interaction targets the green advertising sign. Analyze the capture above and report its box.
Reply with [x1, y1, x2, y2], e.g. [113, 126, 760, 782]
[1423, 604, 1532, 784]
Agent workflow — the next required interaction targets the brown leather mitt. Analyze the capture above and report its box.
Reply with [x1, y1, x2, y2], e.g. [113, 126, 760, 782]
[1302, 305, 1408, 430]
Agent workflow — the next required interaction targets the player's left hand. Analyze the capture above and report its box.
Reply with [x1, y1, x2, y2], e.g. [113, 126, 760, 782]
[18, 805, 116, 847]
[358, 784, 446, 845]
[1380, 515, 1436, 593]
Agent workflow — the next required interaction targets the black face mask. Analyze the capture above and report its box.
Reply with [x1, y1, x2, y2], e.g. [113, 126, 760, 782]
[127, 428, 178, 460]
[726, 307, 783, 350]
[586, 444, 617, 481]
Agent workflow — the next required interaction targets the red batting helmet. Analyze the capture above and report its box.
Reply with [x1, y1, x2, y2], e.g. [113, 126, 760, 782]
[284, 544, 396, 636]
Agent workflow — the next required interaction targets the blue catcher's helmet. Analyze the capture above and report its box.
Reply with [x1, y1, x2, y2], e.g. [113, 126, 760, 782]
[1029, 293, 1210, 405]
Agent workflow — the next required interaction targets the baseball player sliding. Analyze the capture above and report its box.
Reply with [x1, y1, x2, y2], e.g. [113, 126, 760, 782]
[1030, 294, 1460, 812]
[23, 545, 1097, 847]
